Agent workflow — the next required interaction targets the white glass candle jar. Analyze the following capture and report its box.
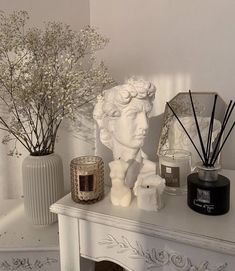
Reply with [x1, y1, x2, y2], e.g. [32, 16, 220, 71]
[158, 149, 191, 195]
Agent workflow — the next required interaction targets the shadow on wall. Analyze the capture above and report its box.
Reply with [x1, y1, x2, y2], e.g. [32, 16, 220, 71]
[0, 101, 93, 196]
[0, 103, 25, 199]
[0, 113, 96, 199]
[142, 114, 164, 164]
[0, 141, 27, 200]
[0, 131, 10, 199]
[56, 113, 96, 195]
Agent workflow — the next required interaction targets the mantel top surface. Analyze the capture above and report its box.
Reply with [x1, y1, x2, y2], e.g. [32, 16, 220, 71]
[0, 199, 59, 251]
[51, 169, 235, 255]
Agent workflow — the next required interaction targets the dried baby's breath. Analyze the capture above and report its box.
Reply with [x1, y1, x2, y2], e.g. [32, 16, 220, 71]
[0, 11, 114, 156]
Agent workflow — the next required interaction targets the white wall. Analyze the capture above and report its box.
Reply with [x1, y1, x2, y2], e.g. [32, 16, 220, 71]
[0, 0, 91, 198]
[0, 0, 89, 28]
[1, 0, 235, 199]
[90, 0, 235, 169]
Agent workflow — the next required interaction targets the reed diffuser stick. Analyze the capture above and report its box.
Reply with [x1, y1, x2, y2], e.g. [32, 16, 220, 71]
[166, 102, 206, 164]
[211, 121, 235, 166]
[189, 90, 207, 163]
[205, 94, 218, 165]
[209, 101, 235, 165]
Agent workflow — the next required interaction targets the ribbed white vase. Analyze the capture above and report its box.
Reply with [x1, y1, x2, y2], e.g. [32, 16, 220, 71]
[22, 153, 64, 225]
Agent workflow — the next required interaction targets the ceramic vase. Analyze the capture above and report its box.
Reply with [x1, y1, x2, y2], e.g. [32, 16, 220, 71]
[22, 153, 64, 225]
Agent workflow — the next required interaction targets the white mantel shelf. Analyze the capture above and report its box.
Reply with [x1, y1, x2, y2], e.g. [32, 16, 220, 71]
[0, 199, 59, 252]
[50, 169, 235, 271]
[0, 199, 60, 271]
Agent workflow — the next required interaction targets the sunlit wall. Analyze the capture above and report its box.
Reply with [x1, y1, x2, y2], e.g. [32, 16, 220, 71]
[90, 0, 235, 170]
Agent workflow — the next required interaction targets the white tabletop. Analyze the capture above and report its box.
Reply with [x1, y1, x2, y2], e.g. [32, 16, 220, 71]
[0, 199, 59, 251]
[51, 169, 235, 256]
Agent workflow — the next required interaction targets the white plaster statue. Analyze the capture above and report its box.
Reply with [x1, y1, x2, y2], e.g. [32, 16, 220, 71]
[168, 116, 221, 168]
[93, 77, 165, 207]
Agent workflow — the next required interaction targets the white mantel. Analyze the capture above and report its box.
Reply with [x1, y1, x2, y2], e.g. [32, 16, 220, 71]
[51, 169, 235, 271]
[0, 199, 60, 271]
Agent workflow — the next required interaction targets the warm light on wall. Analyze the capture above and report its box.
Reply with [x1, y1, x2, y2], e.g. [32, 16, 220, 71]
[148, 73, 192, 116]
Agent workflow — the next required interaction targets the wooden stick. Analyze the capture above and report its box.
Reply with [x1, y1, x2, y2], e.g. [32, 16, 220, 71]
[209, 101, 234, 165]
[212, 121, 235, 166]
[189, 90, 207, 164]
[167, 102, 206, 164]
[205, 94, 218, 164]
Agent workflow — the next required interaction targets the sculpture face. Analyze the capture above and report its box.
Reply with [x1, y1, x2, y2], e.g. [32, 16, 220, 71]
[110, 98, 152, 149]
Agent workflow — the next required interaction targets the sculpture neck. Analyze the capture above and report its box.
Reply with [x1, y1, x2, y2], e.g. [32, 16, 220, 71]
[112, 140, 141, 162]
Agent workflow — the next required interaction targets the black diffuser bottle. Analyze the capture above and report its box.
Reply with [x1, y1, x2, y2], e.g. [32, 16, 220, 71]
[187, 165, 230, 215]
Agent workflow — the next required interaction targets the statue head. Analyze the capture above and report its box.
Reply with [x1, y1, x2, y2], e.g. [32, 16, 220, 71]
[93, 78, 156, 155]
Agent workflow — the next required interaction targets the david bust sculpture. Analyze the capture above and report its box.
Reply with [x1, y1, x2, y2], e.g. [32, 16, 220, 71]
[94, 78, 165, 208]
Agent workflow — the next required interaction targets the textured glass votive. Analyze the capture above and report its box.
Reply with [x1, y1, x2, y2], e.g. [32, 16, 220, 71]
[159, 149, 191, 195]
[70, 156, 104, 204]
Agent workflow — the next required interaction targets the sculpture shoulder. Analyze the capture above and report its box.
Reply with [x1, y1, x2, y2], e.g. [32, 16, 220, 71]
[140, 159, 156, 175]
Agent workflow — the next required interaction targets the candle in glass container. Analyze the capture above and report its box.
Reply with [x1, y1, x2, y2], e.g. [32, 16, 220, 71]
[158, 149, 191, 195]
[70, 156, 104, 204]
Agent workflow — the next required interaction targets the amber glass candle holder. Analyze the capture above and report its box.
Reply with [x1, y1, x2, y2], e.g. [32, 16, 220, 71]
[70, 156, 104, 204]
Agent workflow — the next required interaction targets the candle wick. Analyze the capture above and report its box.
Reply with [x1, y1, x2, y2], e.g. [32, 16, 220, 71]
[147, 185, 149, 188]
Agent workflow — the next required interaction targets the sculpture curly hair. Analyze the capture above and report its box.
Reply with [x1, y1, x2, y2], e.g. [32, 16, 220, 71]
[93, 77, 156, 149]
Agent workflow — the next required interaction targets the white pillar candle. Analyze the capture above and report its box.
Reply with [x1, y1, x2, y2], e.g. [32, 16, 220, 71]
[137, 185, 158, 211]
[109, 159, 132, 207]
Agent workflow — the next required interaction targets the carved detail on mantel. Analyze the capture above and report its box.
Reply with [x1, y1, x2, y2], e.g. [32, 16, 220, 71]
[0, 257, 58, 270]
[98, 234, 228, 271]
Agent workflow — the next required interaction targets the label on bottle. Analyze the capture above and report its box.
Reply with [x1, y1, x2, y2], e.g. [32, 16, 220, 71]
[197, 188, 210, 203]
[79, 175, 94, 191]
[193, 188, 215, 213]
[161, 165, 180, 187]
